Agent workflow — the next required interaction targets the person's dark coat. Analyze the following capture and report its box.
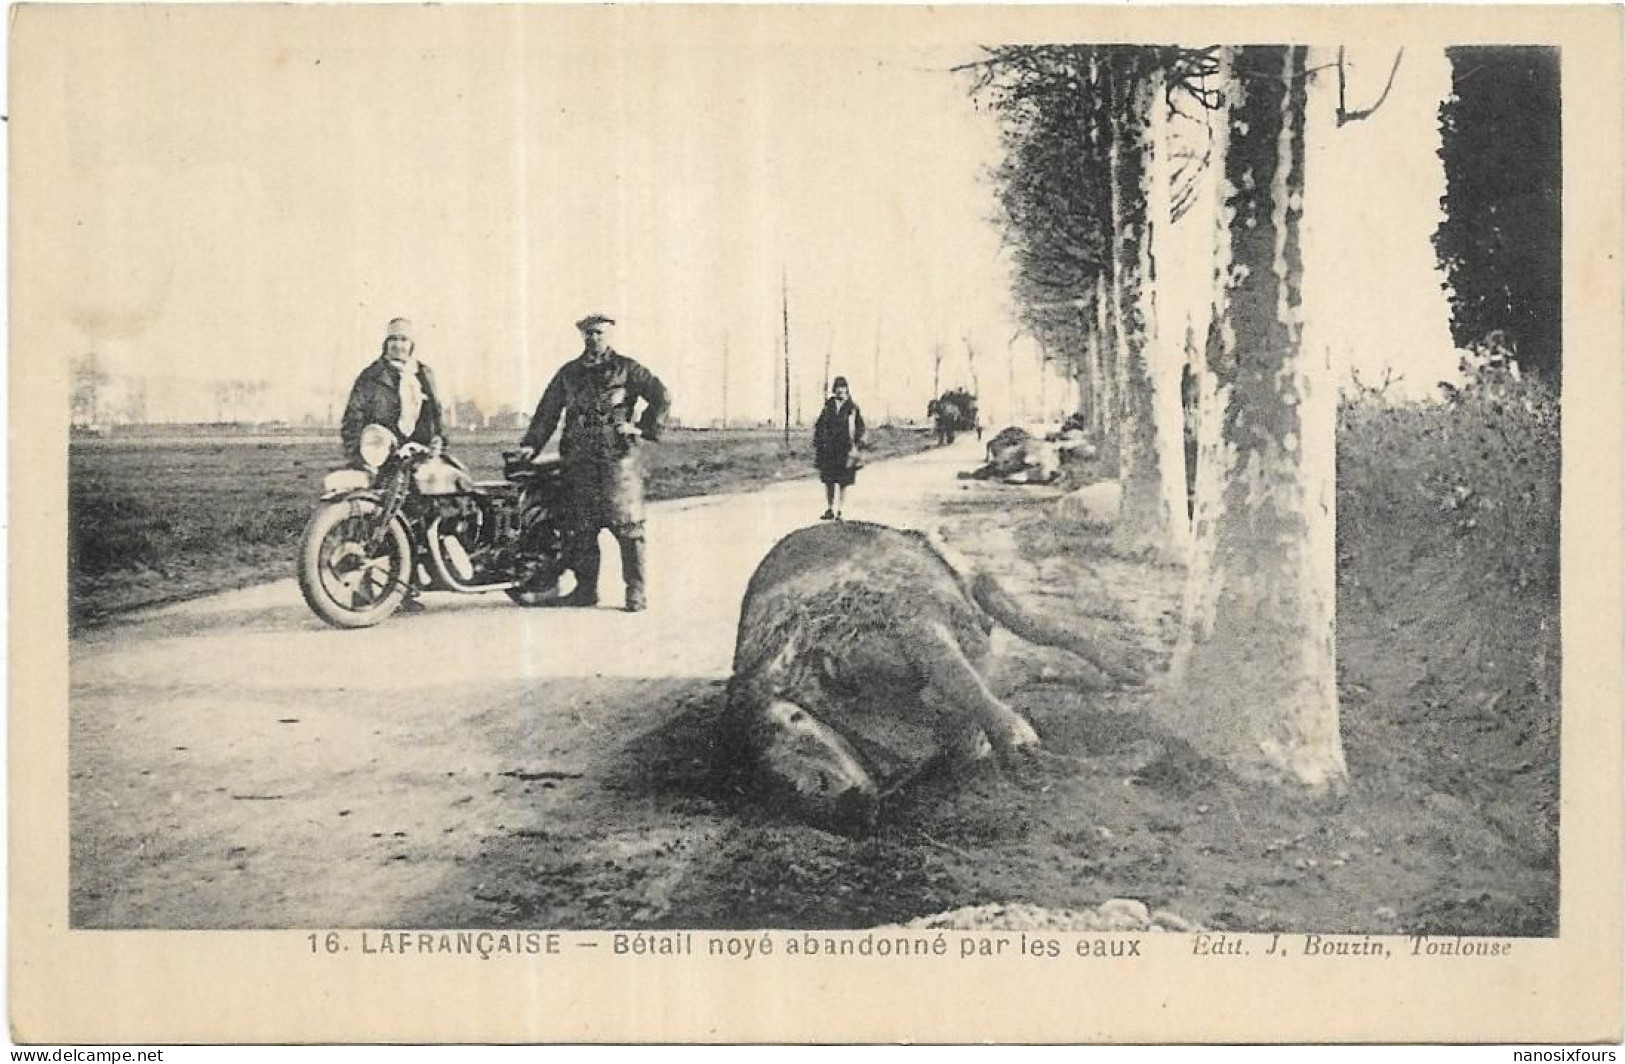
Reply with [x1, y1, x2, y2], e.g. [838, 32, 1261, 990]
[521, 350, 670, 531]
[813, 398, 865, 487]
[340, 357, 447, 465]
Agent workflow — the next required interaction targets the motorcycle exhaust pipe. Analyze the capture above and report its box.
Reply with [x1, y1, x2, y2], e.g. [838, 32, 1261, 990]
[424, 518, 521, 594]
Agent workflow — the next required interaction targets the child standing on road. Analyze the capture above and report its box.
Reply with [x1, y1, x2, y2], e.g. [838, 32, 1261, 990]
[813, 376, 866, 520]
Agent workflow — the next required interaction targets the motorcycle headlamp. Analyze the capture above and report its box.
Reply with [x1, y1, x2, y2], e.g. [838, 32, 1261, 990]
[359, 424, 396, 470]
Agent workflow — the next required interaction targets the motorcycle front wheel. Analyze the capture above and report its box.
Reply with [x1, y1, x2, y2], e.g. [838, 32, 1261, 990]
[297, 498, 414, 629]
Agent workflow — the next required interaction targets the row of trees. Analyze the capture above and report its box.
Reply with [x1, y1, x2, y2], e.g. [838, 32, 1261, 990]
[972, 45, 1348, 790]
[69, 354, 538, 430]
[969, 43, 1559, 792]
[73, 361, 278, 427]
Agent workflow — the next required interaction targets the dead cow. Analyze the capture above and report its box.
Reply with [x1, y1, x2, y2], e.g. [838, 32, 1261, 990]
[962, 425, 1095, 485]
[722, 520, 1134, 826]
[985, 425, 1032, 467]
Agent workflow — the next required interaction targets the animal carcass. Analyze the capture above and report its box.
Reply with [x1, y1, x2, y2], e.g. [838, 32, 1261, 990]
[722, 520, 1133, 826]
[984, 426, 1032, 471]
[963, 426, 1095, 485]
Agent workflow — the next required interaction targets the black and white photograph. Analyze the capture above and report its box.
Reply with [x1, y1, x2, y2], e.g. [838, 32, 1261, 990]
[11, 3, 1621, 1046]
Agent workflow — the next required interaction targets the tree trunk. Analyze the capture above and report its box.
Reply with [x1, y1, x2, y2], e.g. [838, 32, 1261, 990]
[1106, 85, 1130, 448]
[1092, 272, 1115, 450]
[1110, 67, 1191, 561]
[1075, 317, 1096, 428]
[1143, 75, 1193, 550]
[1173, 46, 1346, 790]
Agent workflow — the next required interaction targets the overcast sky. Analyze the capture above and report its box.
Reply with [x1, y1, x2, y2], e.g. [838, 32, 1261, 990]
[22, 8, 1458, 425]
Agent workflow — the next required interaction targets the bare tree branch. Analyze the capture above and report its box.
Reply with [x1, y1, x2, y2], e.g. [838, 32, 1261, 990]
[1337, 47, 1405, 126]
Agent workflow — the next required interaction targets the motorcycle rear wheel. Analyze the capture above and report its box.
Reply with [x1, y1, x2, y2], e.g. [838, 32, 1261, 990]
[505, 510, 568, 606]
[297, 498, 414, 629]
[506, 578, 563, 607]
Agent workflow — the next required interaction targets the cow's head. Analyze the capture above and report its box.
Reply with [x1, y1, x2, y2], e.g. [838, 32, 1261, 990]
[730, 695, 879, 830]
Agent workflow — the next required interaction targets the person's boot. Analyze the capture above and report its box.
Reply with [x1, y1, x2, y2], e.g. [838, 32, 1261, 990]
[555, 537, 600, 607]
[619, 532, 648, 613]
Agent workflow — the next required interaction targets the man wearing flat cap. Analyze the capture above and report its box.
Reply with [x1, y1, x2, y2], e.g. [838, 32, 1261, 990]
[518, 313, 670, 612]
[340, 317, 447, 467]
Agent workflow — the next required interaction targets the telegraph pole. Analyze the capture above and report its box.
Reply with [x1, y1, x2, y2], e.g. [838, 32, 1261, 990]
[781, 267, 792, 448]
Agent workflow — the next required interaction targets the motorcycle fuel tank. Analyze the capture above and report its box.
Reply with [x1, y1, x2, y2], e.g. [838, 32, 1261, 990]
[413, 456, 475, 496]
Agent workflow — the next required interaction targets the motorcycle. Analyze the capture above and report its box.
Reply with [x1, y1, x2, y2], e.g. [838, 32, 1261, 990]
[297, 423, 569, 628]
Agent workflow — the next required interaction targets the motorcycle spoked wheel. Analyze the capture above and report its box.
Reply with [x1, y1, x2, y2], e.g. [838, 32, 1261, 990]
[297, 498, 415, 629]
[505, 567, 567, 607]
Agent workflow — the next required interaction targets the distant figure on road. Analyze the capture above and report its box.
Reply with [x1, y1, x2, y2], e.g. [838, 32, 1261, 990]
[928, 398, 956, 446]
[517, 313, 670, 613]
[813, 375, 865, 521]
[340, 317, 447, 467]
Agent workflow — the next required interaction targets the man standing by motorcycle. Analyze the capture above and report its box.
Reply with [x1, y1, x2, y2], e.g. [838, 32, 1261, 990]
[339, 316, 447, 612]
[517, 313, 670, 613]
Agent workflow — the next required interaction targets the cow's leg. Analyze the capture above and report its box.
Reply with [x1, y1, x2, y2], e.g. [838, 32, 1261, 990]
[969, 571, 1141, 687]
[905, 621, 1039, 759]
[920, 686, 994, 767]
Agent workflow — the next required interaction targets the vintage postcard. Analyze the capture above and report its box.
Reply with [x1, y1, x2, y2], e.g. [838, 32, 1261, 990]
[10, 3, 1622, 1045]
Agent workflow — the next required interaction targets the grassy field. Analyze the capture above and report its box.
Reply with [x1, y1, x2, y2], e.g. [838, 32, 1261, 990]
[1334, 379, 1560, 890]
[68, 425, 934, 625]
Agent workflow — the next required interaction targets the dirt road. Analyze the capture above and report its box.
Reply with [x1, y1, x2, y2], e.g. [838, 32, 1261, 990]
[70, 438, 991, 929]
